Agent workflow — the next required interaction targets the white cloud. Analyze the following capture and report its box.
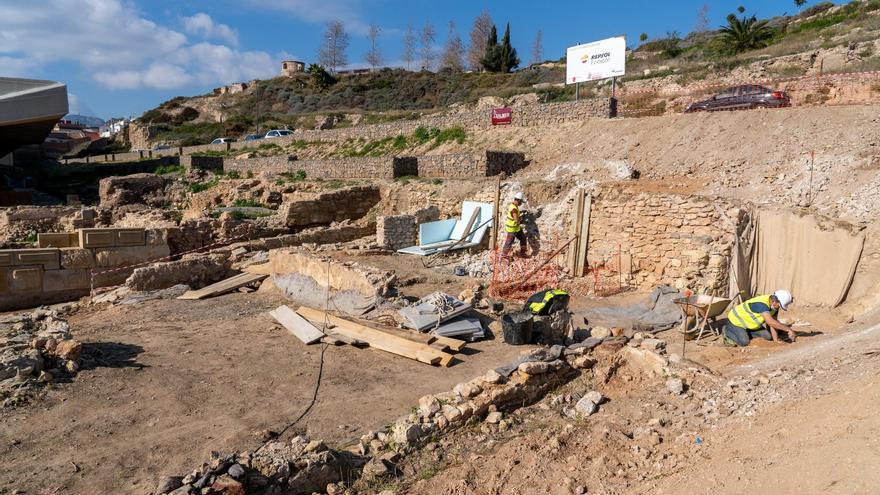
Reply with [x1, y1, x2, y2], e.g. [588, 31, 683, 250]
[0, 0, 277, 90]
[183, 12, 239, 46]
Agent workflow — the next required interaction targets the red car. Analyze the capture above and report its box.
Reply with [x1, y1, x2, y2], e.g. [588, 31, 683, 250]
[684, 85, 791, 113]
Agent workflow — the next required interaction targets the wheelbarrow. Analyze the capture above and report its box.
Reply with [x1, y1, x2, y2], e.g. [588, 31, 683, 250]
[673, 294, 732, 343]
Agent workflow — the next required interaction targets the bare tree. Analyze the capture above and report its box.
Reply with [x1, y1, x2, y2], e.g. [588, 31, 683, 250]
[419, 21, 436, 71]
[402, 22, 416, 70]
[694, 4, 710, 33]
[531, 29, 544, 65]
[365, 23, 382, 69]
[441, 21, 465, 71]
[467, 10, 493, 71]
[318, 20, 349, 72]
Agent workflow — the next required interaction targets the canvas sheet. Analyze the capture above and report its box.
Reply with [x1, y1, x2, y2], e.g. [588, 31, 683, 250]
[732, 208, 864, 307]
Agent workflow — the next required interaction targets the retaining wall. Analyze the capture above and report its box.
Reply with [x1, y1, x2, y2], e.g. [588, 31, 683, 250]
[221, 151, 526, 179]
[588, 187, 745, 292]
[64, 98, 612, 166]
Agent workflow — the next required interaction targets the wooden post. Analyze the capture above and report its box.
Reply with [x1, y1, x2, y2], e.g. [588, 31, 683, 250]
[568, 189, 585, 274]
[490, 176, 501, 250]
[575, 193, 592, 277]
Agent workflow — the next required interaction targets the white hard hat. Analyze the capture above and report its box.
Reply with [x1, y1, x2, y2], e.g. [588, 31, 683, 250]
[513, 192, 525, 201]
[773, 289, 793, 311]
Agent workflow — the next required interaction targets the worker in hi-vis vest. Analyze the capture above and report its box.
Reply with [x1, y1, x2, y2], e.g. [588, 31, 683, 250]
[724, 289, 796, 347]
[501, 192, 528, 258]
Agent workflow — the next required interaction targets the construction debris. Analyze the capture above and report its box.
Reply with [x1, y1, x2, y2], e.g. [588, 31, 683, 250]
[270, 305, 325, 345]
[400, 291, 486, 341]
[296, 307, 455, 367]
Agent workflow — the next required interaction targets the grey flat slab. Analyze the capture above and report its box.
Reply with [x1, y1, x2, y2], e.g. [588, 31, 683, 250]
[270, 305, 325, 344]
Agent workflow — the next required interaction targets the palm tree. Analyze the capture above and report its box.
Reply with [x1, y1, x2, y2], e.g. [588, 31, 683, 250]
[718, 13, 775, 54]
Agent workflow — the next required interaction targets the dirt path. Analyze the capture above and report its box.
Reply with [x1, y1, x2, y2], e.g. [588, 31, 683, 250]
[0, 292, 526, 494]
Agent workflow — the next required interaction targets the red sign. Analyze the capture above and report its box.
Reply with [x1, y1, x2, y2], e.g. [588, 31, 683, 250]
[491, 107, 512, 125]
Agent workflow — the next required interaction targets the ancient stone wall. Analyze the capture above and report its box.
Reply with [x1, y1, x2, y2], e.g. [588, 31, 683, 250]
[376, 215, 417, 250]
[588, 187, 744, 292]
[275, 185, 381, 228]
[0, 228, 171, 311]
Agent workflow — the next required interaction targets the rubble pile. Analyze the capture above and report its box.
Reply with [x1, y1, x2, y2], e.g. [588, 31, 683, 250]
[0, 309, 80, 408]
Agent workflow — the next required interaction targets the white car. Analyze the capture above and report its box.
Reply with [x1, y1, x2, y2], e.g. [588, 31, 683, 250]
[264, 129, 293, 138]
[210, 137, 235, 144]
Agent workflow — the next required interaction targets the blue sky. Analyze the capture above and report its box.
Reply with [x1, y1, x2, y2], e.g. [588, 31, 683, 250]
[0, 0, 832, 119]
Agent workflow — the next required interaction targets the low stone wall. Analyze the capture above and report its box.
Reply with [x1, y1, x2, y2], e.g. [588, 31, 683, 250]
[223, 151, 527, 180]
[588, 187, 744, 292]
[180, 154, 224, 172]
[0, 228, 171, 311]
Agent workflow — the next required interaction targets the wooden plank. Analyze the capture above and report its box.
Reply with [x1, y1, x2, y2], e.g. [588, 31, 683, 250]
[575, 193, 592, 277]
[568, 190, 585, 274]
[178, 272, 268, 300]
[297, 307, 452, 366]
[270, 305, 325, 344]
[357, 322, 466, 353]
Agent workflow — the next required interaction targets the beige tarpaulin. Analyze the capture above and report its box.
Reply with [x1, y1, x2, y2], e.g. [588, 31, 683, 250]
[730, 208, 864, 307]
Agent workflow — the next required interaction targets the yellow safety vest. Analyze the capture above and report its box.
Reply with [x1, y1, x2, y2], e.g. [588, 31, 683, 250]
[505, 203, 522, 233]
[526, 289, 569, 314]
[727, 295, 777, 330]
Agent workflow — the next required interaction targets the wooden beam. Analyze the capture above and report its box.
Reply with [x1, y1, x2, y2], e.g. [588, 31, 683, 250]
[296, 307, 453, 366]
[271, 305, 326, 344]
[490, 176, 501, 250]
[179, 272, 268, 300]
[568, 189, 585, 275]
[575, 193, 592, 277]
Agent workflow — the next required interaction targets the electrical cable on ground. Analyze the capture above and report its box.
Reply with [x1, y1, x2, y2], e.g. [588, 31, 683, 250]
[255, 260, 333, 454]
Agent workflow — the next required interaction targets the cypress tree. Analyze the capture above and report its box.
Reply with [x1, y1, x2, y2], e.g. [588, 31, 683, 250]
[499, 23, 520, 73]
[480, 25, 501, 72]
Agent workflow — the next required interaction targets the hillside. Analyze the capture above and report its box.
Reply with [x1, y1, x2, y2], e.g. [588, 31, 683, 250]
[135, 0, 880, 146]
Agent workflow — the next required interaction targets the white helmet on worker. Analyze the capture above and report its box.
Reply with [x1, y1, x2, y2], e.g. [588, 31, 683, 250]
[773, 289, 793, 311]
[513, 192, 525, 201]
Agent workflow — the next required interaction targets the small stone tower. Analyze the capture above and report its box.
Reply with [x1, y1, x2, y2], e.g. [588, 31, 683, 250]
[281, 60, 305, 77]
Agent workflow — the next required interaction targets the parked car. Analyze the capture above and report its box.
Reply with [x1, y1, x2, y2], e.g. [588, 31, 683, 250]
[152, 144, 172, 150]
[243, 134, 263, 142]
[264, 129, 293, 138]
[210, 137, 235, 145]
[684, 85, 791, 113]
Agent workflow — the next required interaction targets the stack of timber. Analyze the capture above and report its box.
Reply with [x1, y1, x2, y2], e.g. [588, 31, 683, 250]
[271, 305, 465, 367]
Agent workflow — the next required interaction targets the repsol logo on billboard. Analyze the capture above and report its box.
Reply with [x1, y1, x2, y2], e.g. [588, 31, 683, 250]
[590, 52, 612, 64]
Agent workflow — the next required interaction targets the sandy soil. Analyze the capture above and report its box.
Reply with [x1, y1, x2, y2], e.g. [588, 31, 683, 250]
[400, 313, 880, 495]
[0, 292, 528, 494]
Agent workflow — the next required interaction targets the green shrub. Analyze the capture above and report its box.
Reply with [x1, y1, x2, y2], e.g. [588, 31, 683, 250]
[224, 170, 241, 179]
[280, 169, 307, 182]
[232, 198, 265, 208]
[189, 179, 218, 193]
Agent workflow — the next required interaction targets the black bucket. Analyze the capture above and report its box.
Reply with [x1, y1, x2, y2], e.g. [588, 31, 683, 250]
[501, 311, 534, 345]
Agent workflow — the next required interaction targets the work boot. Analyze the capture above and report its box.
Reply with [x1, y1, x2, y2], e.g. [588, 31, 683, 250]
[723, 336, 738, 347]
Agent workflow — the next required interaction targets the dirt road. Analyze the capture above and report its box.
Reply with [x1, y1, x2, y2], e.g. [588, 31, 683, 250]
[0, 292, 526, 494]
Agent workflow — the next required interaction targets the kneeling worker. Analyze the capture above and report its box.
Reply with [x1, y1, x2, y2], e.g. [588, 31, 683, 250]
[501, 192, 528, 258]
[724, 290, 796, 346]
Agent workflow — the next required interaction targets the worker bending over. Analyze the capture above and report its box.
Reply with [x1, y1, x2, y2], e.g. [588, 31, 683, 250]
[724, 289, 796, 347]
[502, 192, 528, 258]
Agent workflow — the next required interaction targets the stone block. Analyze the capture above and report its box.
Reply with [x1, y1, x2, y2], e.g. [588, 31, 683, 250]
[0, 248, 61, 270]
[61, 248, 94, 269]
[42, 268, 90, 292]
[37, 232, 79, 248]
[10, 266, 42, 292]
[93, 244, 170, 269]
[79, 229, 116, 248]
[116, 229, 146, 246]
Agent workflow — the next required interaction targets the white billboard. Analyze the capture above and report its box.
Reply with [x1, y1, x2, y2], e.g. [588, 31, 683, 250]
[566, 36, 626, 84]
